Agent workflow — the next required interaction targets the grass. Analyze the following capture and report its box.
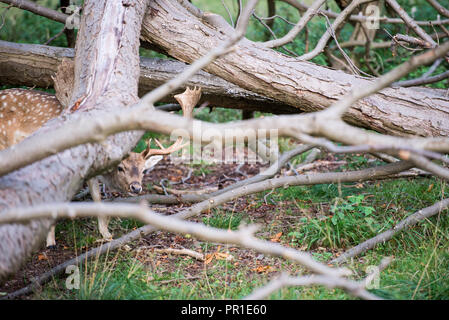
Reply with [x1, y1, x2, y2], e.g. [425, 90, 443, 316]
[30, 171, 449, 300]
[203, 210, 243, 230]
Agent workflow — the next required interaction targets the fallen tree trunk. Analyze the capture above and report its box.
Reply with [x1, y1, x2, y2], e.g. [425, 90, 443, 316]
[0, 0, 148, 282]
[140, 0, 449, 138]
[0, 40, 296, 114]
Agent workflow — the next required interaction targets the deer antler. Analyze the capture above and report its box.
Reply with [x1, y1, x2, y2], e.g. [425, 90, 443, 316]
[174, 86, 202, 118]
[144, 137, 189, 157]
[143, 87, 201, 158]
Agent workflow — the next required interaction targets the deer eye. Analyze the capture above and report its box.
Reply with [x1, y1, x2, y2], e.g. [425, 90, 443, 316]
[117, 166, 125, 173]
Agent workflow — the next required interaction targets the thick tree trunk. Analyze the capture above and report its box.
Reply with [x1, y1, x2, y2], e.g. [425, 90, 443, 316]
[140, 0, 449, 138]
[0, 40, 296, 114]
[0, 0, 148, 282]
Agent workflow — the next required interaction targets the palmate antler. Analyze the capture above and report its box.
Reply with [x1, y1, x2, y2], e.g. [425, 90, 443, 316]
[174, 86, 202, 118]
[144, 87, 202, 158]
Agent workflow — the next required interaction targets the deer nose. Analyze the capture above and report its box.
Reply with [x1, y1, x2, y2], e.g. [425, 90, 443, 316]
[129, 182, 142, 194]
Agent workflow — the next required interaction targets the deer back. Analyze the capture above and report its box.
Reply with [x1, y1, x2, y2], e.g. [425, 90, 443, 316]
[0, 89, 62, 150]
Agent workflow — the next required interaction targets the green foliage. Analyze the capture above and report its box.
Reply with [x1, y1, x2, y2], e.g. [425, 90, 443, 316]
[342, 154, 370, 170]
[192, 165, 212, 176]
[203, 210, 242, 230]
[132, 131, 167, 153]
[363, 247, 449, 300]
[288, 194, 380, 249]
[119, 218, 144, 230]
[194, 107, 242, 123]
[36, 175, 449, 300]
[0, 1, 71, 46]
[55, 219, 97, 249]
[311, 251, 333, 262]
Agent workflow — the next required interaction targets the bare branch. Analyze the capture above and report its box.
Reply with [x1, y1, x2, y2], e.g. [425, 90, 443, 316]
[407, 153, 449, 180]
[263, 0, 325, 48]
[153, 248, 204, 261]
[0, 202, 350, 278]
[161, 161, 414, 222]
[0, 0, 67, 23]
[244, 271, 382, 300]
[393, 70, 449, 87]
[142, 0, 449, 139]
[427, 0, 449, 19]
[3, 32, 449, 178]
[298, 0, 373, 61]
[323, 40, 449, 117]
[386, 0, 437, 47]
[117, 159, 415, 206]
[282, 0, 449, 26]
[0, 161, 415, 297]
[215, 144, 315, 195]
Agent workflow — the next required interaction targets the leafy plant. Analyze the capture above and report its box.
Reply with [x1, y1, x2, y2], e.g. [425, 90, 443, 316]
[289, 195, 382, 249]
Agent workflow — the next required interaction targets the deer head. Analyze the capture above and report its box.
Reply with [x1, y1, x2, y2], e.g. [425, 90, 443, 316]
[100, 137, 187, 194]
[100, 86, 202, 195]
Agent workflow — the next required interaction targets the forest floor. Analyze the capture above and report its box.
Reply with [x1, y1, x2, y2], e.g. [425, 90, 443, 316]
[1, 148, 448, 300]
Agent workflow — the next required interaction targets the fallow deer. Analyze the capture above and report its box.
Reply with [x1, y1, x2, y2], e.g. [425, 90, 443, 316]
[0, 86, 202, 246]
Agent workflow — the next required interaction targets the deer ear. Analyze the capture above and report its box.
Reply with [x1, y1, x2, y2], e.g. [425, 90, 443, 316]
[144, 155, 163, 170]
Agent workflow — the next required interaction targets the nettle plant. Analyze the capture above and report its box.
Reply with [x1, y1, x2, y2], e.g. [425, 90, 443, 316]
[328, 195, 379, 247]
[330, 195, 376, 226]
[289, 195, 379, 249]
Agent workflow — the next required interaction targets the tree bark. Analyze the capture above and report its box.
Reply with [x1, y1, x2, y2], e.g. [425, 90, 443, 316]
[0, 40, 297, 114]
[0, 0, 148, 283]
[140, 0, 449, 138]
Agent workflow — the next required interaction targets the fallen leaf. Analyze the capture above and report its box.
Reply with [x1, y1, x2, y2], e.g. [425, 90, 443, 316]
[204, 246, 234, 264]
[174, 235, 185, 243]
[270, 232, 283, 242]
[38, 253, 48, 261]
[252, 265, 275, 273]
[205, 253, 214, 265]
[215, 252, 230, 260]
